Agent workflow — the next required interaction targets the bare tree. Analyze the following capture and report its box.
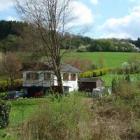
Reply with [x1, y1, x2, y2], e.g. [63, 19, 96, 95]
[15, 0, 73, 94]
[1, 52, 22, 87]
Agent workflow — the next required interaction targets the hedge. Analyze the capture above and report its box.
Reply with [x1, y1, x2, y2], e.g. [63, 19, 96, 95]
[0, 79, 23, 92]
[0, 100, 11, 128]
[80, 68, 111, 78]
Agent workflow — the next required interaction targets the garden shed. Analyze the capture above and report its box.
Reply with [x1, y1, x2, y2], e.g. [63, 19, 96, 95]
[78, 77, 104, 92]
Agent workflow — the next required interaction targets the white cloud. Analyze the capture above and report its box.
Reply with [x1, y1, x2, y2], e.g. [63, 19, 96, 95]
[129, 0, 137, 2]
[99, 6, 140, 39]
[0, 0, 14, 11]
[0, 0, 94, 29]
[71, 1, 94, 26]
[6, 16, 17, 21]
[90, 0, 99, 5]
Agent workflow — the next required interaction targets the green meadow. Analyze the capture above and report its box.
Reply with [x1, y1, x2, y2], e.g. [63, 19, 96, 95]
[0, 98, 48, 140]
[65, 52, 140, 68]
[6, 51, 140, 69]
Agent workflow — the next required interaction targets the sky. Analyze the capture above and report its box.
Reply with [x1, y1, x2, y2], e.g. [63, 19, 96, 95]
[0, 0, 140, 39]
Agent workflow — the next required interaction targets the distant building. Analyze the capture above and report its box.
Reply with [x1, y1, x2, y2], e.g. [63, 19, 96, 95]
[78, 77, 104, 92]
[22, 63, 81, 97]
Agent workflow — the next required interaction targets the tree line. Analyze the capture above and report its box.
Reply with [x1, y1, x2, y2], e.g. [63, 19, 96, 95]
[0, 20, 140, 53]
[0, 20, 27, 52]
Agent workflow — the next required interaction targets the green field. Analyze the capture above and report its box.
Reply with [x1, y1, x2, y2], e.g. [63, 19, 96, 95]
[0, 98, 47, 140]
[2, 52, 140, 69]
[65, 52, 140, 68]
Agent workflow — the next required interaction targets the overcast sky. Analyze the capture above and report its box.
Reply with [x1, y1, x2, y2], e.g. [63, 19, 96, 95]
[0, 0, 140, 39]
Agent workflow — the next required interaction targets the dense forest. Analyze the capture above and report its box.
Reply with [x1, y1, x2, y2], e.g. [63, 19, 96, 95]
[0, 20, 28, 52]
[0, 20, 140, 52]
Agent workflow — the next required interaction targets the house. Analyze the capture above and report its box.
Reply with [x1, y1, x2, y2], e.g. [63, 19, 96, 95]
[78, 77, 104, 92]
[22, 62, 81, 96]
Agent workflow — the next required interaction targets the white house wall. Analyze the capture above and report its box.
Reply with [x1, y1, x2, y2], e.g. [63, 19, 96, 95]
[53, 73, 79, 92]
[23, 71, 54, 87]
[23, 71, 79, 92]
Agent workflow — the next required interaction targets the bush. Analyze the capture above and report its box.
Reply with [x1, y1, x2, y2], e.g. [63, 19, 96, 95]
[0, 100, 11, 129]
[0, 79, 23, 92]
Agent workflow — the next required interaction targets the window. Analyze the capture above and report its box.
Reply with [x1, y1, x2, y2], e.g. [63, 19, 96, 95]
[71, 74, 76, 81]
[44, 72, 51, 80]
[26, 72, 39, 80]
[63, 73, 69, 81]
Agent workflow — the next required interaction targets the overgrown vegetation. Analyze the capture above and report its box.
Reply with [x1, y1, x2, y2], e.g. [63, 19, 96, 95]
[0, 81, 140, 140]
[91, 81, 140, 140]
[19, 95, 92, 140]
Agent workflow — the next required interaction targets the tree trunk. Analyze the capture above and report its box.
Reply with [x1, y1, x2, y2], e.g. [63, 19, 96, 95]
[56, 70, 64, 94]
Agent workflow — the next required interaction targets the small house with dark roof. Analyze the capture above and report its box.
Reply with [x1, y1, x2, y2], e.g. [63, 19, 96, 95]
[22, 63, 81, 96]
[78, 77, 104, 92]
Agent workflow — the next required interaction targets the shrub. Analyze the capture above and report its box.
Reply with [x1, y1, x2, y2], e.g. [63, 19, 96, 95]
[0, 79, 23, 92]
[80, 68, 110, 78]
[0, 100, 11, 129]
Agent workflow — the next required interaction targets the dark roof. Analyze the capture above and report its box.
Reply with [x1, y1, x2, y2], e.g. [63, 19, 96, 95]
[61, 64, 81, 73]
[22, 62, 81, 73]
[22, 62, 51, 71]
[79, 77, 103, 82]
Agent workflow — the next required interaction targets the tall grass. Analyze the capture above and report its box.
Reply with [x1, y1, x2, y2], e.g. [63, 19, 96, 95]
[1, 81, 140, 140]
[19, 82, 140, 140]
[91, 81, 140, 140]
[20, 94, 92, 140]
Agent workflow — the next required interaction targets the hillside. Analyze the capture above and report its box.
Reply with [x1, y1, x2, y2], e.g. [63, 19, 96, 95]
[0, 20, 140, 53]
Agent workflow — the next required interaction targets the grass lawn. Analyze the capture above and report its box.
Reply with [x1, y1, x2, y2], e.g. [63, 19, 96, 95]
[64, 52, 140, 68]
[0, 98, 48, 140]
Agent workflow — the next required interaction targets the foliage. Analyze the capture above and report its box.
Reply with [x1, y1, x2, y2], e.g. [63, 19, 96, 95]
[0, 100, 11, 129]
[0, 35, 22, 52]
[0, 79, 22, 92]
[131, 37, 140, 49]
[87, 38, 137, 52]
[63, 34, 138, 52]
[80, 68, 110, 78]
[0, 20, 27, 52]
[0, 20, 139, 53]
